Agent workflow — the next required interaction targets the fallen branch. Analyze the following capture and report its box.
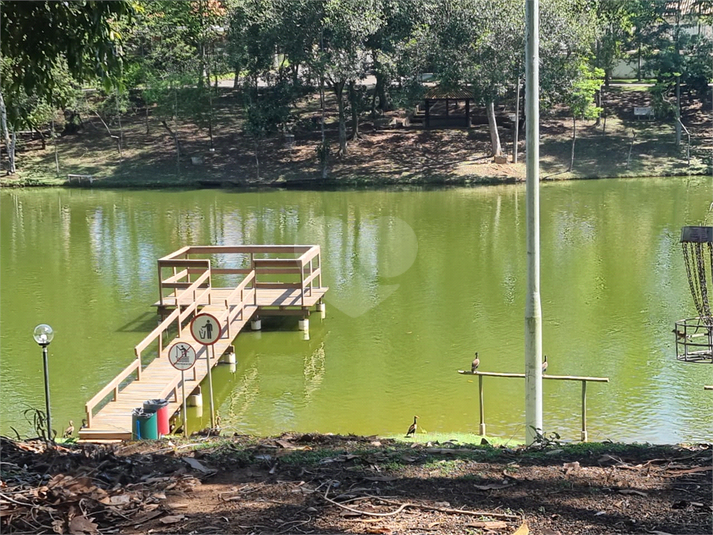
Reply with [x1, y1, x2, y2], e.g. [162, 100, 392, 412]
[322, 486, 519, 520]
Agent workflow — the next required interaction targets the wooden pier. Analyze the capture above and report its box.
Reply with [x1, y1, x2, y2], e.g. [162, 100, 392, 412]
[79, 245, 327, 442]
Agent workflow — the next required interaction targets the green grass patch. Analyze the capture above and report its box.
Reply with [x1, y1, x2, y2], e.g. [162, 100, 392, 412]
[382, 431, 522, 448]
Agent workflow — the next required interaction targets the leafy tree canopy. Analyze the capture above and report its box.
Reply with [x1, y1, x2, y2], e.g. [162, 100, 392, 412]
[1, 1, 135, 98]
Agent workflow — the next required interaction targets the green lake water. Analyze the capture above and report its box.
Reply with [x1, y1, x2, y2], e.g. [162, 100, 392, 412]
[1, 177, 712, 443]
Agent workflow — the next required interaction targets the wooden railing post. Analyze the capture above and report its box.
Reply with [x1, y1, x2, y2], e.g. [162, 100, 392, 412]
[479, 374, 486, 436]
[581, 380, 588, 442]
[301, 261, 305, 307]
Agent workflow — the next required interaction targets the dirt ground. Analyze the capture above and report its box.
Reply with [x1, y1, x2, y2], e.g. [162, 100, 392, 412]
[1, 434, 711, 535]
[4, 86, 711, 187]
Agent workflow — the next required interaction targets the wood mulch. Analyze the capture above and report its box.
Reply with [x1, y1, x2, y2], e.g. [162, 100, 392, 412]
[1, 434, 711, 534]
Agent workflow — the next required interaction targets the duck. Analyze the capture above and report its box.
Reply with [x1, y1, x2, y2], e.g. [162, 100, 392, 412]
[63, 420, 75, 438]
[405, 415, 418, 438]
[80, 419, 88, 429]
[542, 355, 548, 374]
[672, 328, 686, 340]
[471, 352, 480, 373]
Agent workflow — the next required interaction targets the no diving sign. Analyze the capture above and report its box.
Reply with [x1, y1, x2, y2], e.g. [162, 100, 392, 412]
[168, 342, 197, 371]
[190, 313, 222, 345]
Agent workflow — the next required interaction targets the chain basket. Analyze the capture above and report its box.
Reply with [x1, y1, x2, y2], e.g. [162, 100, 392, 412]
[675, 226, 713, 363]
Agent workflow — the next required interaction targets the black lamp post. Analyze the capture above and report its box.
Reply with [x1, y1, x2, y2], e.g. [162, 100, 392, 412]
[33, 324, 54, 440]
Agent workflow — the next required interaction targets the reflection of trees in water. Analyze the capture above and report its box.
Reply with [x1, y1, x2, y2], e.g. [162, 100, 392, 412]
[304, 342, 325, 401]
[226, 366, 259, 429]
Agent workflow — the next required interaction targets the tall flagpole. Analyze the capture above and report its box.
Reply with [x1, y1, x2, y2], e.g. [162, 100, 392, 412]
[525, 0, 543, 445]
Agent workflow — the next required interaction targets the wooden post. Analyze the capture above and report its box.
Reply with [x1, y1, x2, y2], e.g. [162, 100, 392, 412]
[158, 263, 164, 307]
[425, 99, 430, 128]
[445, 98, 449, 117]
[465, 99, 470, 127]
[479, 374, 486, 436]
[581, 380, 587, 442]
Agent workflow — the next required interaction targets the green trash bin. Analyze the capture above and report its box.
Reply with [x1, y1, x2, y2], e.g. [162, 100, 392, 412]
[131, 408, 158, 440]
[143, 399, 170, 436]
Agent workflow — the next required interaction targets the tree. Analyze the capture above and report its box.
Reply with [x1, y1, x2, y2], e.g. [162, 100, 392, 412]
[0, 1, 133, 174]
[426, 0, 596, 158]
[566, 64, 604, 171]
[364, 0, 429, 115]
[314, 0, 382, 156]
[0, 1, 134, 97]
[591, 1, 635, 86]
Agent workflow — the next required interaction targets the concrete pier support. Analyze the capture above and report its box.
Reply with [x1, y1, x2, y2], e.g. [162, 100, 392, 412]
[251, 318, 262, 331]
[187, 386, 203, 407]
[298, 318, 309, 331]
[220, 348, 237, 364]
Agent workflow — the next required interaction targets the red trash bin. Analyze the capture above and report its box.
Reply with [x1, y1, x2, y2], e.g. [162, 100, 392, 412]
[143, 399, 170, 436]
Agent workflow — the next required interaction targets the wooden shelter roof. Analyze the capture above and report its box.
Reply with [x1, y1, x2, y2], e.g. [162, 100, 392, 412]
[424, 86, 473, 100]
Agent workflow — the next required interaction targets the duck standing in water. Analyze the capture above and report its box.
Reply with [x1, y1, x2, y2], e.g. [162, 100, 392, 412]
[405, 416, 419, 438]
[471, 352, 480, 373]
[63, 420, 75, 438]
[542, 355, 548, 374]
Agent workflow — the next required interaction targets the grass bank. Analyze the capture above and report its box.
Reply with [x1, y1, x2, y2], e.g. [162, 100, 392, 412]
[1, 87, 710, 189]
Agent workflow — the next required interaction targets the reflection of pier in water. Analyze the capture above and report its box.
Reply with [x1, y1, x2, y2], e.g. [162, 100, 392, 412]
[304, 342, 326, 401]
[79, 245, 328, 442]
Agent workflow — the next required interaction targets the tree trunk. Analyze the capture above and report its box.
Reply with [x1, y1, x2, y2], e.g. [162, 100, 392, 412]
[52, 118, 59, 175]
[486, 100, 502, 157]
[145, 105, 150, 135]
[161, 120, 181, 173]
[34, 126, 46, 150]
[292, 63, 300, 87]
[320, 68, 328, 180]
[334, 81, 347, 156]
[233, 64, 241, 88]
[349, 81, 360, 141]
[0, 90, 15, 174]
[594, 89, 602, 126]
[375, 71, 389, 112]
[569, 116, 576, 172]
[9, 130, 16, 175]
[254, 138, 260, 180]
[513, 77, 520, 163]
[637, 45, 642, 81]
[675, 76, 681, 147]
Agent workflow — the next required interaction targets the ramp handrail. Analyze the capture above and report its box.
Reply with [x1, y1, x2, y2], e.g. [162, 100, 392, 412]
[85, 267, 212, 427]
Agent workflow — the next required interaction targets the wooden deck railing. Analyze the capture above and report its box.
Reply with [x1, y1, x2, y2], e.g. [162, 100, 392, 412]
[157, 245, 322, 309]
[86, 245, 324, 428]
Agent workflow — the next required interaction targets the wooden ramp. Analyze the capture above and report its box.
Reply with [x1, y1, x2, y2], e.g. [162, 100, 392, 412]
[80, 245, 327, 442]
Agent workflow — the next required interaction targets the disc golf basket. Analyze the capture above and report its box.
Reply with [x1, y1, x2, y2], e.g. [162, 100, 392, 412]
[674, 226, 713, 363]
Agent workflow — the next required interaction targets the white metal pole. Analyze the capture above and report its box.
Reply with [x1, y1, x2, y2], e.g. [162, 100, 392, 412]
[525, 0, 543, 445]
[207, 345, 215, 428]
[181, 370, 188, 438]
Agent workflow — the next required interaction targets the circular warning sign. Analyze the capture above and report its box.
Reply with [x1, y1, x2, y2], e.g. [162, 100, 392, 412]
[168, 341, 197, 371]
[190, 313, 222, 345]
